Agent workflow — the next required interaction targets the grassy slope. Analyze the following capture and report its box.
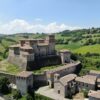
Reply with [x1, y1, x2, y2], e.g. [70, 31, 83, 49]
[74, 44, 100, 54]
[56, 43, 81, 51]
[0, 60, 21, 74]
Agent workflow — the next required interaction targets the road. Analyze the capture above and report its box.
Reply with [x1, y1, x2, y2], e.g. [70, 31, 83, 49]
[36, 86, 68, 100]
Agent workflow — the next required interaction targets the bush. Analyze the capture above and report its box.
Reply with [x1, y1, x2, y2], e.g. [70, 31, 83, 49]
[82, 89, 88, 98]
[12, 89, 22, 99]
[0, 76, 10, 94]
[26, 93, 33, 100]
[71, 53, 78, 61]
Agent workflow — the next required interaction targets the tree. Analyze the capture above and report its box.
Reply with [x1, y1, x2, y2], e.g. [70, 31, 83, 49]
[71, 53, 78, 61]
[0, 76, 10, 94]
[82, 89, 88, 98]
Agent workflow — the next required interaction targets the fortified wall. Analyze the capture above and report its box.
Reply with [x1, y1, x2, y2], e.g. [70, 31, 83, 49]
[8, 35, 74, 71]
[8, 35, 61, 70]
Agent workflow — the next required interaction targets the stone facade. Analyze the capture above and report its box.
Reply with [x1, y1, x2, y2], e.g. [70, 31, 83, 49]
[16, 71, 33, 95]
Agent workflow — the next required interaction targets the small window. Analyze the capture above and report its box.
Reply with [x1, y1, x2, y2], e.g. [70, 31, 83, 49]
[58, 90, 60, 94]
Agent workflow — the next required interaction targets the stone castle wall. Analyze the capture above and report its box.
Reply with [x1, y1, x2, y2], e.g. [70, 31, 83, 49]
[7, 55, 27, 70]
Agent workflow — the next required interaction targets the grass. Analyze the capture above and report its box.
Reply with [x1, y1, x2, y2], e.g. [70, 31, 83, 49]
[74, 44, 100, 54]
[56, 43, 81, 51]
[33, 64, 64, 74]
[0, 60, 21, 74]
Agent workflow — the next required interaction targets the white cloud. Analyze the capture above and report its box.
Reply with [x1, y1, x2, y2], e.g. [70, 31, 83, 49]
[0, 19, 81, 34]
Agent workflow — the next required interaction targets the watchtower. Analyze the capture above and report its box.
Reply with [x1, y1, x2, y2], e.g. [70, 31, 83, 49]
[16, 71, 33, 95]
[59, 49, 71, 64]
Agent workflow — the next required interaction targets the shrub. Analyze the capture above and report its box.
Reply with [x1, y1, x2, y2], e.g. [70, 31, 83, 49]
[0, 76, 10, 94]
[12, 89, 22, 99]
[26, 93, 33, 100]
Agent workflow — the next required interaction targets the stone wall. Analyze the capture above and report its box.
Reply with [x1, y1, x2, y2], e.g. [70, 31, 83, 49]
[7, 55, 27, 70]
[8, 54, 61, 71]
[33, 73, 47, 89]
[34, 55, 61, 68]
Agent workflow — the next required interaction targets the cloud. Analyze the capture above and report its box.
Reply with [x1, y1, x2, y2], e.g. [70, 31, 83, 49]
[0, 19, 81, 34]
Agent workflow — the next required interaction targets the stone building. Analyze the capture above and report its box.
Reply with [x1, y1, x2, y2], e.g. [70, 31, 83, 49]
[54, 74, 77, 97]
[89, 70, 100, 90]
[16, 71, 33, 95]
[88, 90, 100, 100]
[8, 35, 57, 70]
[75, 75, 97, 91]
[59, 49, 71, 64]
[46, 61, 81, 88]
[8, 34, 77, 71]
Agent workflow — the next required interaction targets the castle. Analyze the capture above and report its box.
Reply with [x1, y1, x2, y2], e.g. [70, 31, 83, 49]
[8, 35, 71, 70]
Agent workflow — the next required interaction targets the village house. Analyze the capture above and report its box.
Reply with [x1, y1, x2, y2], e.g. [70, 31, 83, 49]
[46, 61, 81, 88]
[54, 74, 77, 97]
[88, 90, 100, 100]
[88, 70, 100, 90]
[75, 75, 97, 91]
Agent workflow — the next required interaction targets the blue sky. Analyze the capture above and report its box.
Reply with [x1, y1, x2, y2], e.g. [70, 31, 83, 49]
[0, 0, 100, 34]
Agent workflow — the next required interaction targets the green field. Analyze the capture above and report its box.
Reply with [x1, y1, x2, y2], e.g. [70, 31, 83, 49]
[56, 43, 81, 51]
[74, 44, 100, 54]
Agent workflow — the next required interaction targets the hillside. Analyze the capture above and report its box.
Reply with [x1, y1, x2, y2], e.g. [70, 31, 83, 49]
[0, 27, 99, 75]
[74, 44, 100, 54]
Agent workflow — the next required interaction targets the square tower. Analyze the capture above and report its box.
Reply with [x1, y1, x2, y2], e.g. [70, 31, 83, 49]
[59, 49, 71, 64]
[16, 71, 33, 95]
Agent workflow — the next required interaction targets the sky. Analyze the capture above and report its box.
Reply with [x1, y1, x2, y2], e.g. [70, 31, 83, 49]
[0, 0, 100, 34]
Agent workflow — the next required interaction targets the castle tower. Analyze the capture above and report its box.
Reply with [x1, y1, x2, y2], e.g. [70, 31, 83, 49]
[16, 71, 33, 95]
[20, 45, 34, 61]
[54, 73, 60, 81]
[45, 35, 55, 55]
[59, 49, 71, 64]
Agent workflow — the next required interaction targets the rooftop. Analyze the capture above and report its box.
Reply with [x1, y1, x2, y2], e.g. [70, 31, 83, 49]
[75, 75, 97, 85]
[20, 44, 33, 49]
[17, 71, 33, 78]
[60, 74, 77, 86]
[88, 90, 100, 99]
